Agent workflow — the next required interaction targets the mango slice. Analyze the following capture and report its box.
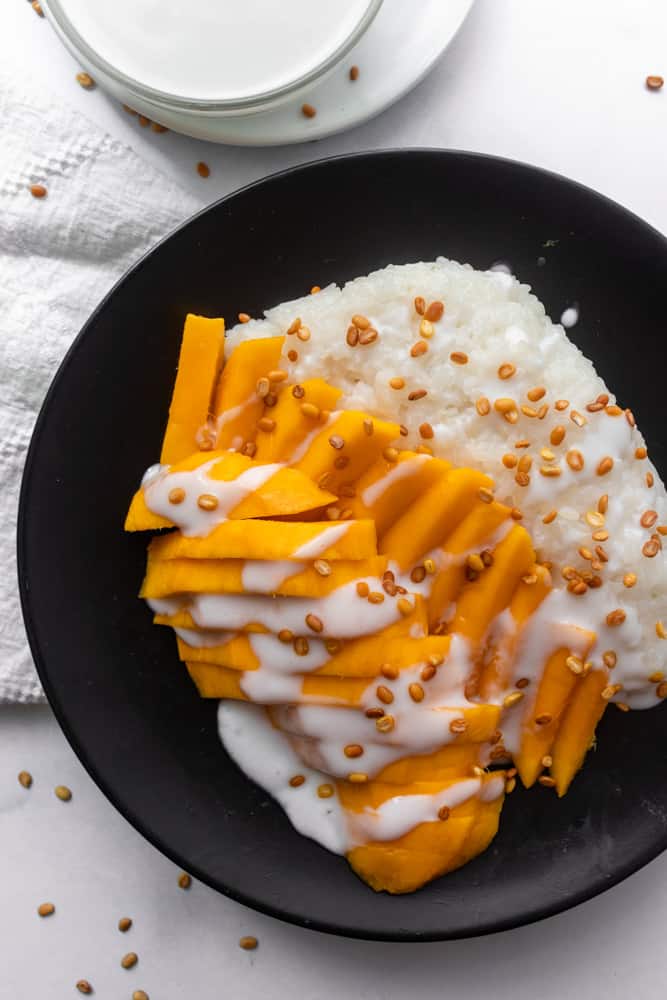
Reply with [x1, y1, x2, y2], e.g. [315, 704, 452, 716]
[349, 453, 452, 538]
[212, 336, 285, 449]
[160, 314, 225, 465]
[293, 411, 401, 494]
[379, 468, 493, 569]
[148, 518, 377, 562]
[550, 669, 608, 796]
[254, 378, 343, 463]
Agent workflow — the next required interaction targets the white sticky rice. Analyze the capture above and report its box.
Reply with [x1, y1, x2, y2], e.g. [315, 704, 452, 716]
[226, 258, 667, 707]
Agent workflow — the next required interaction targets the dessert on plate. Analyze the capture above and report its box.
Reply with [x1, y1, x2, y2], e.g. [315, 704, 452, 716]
[126, 259, 667, 893]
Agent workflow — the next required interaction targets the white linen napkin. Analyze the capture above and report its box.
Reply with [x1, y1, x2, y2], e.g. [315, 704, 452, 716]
[0, 73, 204, 703]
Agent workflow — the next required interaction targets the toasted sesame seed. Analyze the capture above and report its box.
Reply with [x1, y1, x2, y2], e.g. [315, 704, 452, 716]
[647, 472, 655, 487]
[397, 597, 414, 617]
[239, 935, 258, 951]
[450, 351, 468, 365]
[494, 397, 516, 415]
[317, 784, 334, 798]
[643, 538, 660, 558]
[517, 454, 532, 474]
[347, 772, 368, 783]
[389, 377, 405, 390]
[423, 558, 437, 574]
[596, 456, 614, 476]
[598, 494, 609, 514]
[18, 770, 32, 789]
[515, 439, 530, 448]
[565, 449, 584, 471]
[649, 671, 665, 683]
[38, 902, 55, 917]
[197, 493, 219, 512]
[178, 873, 191, 889]
[449, 717, 467, 735]
[510, 507, 523, 520]
[641, 510, 658, 528]
[293, 637, 310, 655]
[346, 326, 359, 347]
[566, 655, 584, 675]
[351, 313, 370, 330]
[278, 629, 293, 643]
[425, 301, 444, 322]
[381, 664, 399, 680]
[118, 917, 132, 932]
[498, 363, 516, 380]
[76, 981, 93, 995]
[121, 953, 138, 969]
[476, 396, 491, 415]
[538, 775, 556, 788]
[376, 685, 394, 704]
[542, 509, 558, 524]
[602, 651, 617, 670]
[555, 399, 569, 411]
[383, 447, 399, 462]
[535, 713, 553, 726]
[601, 683, 623, 701]
[328, 434, 345, 451]
[75, 72, 95, 90]
[414, 296, 426, 315]
[408, 389, 428, 401]
[636, 447, 648, 459]
[368, 591, 385, 604]
[550, 425, 566, 446]
[356, 581, 370, 597]
[606, 609, 626, 626]
[305, 613, 323, 634]
[646, 75, 664, 90]
[656, 621, 667, 639]
[438, 805, 451, 820]
[313, 559, 332, 578]
[267, 369, 288, 384]
[286, 317, 301, 335]
[503, 691, 524, 708]
[540, 465, 561, 477]
[569, 580, 588, 595]
[420, 664, 436, 682]
[417, 318, 434, 340]
[502, 453, 518, 469]
[363, 418, 374, 436]
[359, 327, 378, 345]
[578, 546, 593, 560]
[30, 184, 47, 198]
[55, 785, 72, 802]
[478, 487, 494, 504]
[289, 774, 305, 787]
[302, 103, 317, 118]
[626, 408, 636, 427]
[344, 744, 364, 758]
[409, 682, 425, 702]
[411, 340, 428, 357]
[570, 410, 586, 427]
[196, 161, 210, 178]
[32, 1, 44, 15]
[527, 386, 546, 402]
[521, 405, 539, 418]
[296, 325, 311, 342]
[376, 714, 395, 733]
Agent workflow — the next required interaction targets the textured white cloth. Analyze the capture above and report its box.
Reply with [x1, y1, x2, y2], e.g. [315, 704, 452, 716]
[0, 73, 203, 703]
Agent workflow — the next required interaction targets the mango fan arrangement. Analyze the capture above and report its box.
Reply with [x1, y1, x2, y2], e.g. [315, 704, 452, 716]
[126, 313, 616, 893]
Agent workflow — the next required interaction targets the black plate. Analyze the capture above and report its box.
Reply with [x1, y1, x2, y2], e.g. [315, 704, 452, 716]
[18, 150, 667, 941]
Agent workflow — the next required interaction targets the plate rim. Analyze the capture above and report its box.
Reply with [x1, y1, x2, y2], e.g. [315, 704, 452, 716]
[17, 147, 667, 941]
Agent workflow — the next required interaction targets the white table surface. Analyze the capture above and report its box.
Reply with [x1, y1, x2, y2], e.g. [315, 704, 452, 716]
[3, 1, 667, 997]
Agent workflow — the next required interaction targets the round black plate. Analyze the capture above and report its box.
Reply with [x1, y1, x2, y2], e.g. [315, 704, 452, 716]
[18, 150, 667, 941]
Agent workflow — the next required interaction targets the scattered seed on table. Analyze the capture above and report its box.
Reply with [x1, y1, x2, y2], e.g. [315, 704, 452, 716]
[30, 184, 47, 198]
[646, 75, 664, 90]
[150, 122, 169, 133]
[137, 115, 150, 127]
[133, 992, 149, 1000]
[32, 1, 44, 15]
[76, 980, 93, 995]
[301, 103, 317, 118]
[76, 72, 95, 89]
[37, 902, 55, 917]
[118, 917, 132, 933]
[121, 953, 138, 970]
[55, 785, 72, 801]
[196, 161, 210, 178]
[349, 65, 360, 81]
[178, 872, 192, 890]
[239, 935, 258, 950]
[18, 770, 33, 789]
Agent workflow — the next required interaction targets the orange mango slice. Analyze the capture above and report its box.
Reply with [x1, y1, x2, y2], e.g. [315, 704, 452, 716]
[212, 335, 285, 449]
[349, 453, 452, 538]
[293, 411, 401, 493]
[550, 669, 608, 796]
[254, 378, 343, 463]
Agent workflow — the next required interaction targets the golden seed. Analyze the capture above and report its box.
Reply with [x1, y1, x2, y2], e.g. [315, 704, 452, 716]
[410, 565, 426, 583]
[121, 953, 138, 969]
[626, 409, 636, 427]
[658, 682, 667, 699]
[55, 785, 72, 802]
[296, 325, 311, 342]
[578, 546, 593, 560]
[411, 340, 428, 357]
[351, 313, 370, 330]
[478, 487, 494, 504]
[300, 402, 320, 420]
[535, 713, 553, 725]
[118, 917, 132, 932]
[418, 422, 434, 439]
[347, 772, 368, 783]
[313, 559, 331, 577]
[317, 783, 334, 798]
[515, 439, 530, 448]
[301, 103, 317, 118]
[197, 493, 219, 511]
[420, 664, 437, 682]
[76, 981, 93, 994]
[381, 663, 399, 680]
[641, 509, 658, 528]
[287, 317, 301, 335]
[349, 65, 360, 81]
[597, 494, 609, 515]
[537, 404, 549, 420]
[550, 425, 566, 446]
[616, 702, 630, 712]
[450, 351, 468, 365]
[565, 449, 584, 471]
[178, 873, 191, 890]
[383, 447, 399, 462]
[18, 770, 33, 789]
[606, 609, 626, 626]
[133, 993, 149, 1000]
[30, 183, 47, 198]
[566, 655, 584, 675]
[606, 404, 623, 416]
[647, 472, 655, 487]
[476, 396, 491, 416]
[257, 417, 276, 433]
[521, 573, 537, 585]
[502, 453, 518, 469]
[168, 487, 186, 506]
[196, 161, 210, 178]
[344, 744, 363, 759]
[38, 902, 55, 917]
[510, 507, 523, 520]
[517, 454, 532, 473]
[278, 629, 293, 643]
[449, 717, 467, 735]
[288, 349, 299, 362]
[389, 377, 405, 390]
[498, 362, 516, 380]
[635, 446, 648, 459]
[310, 286, 321, 295]
[494, 397, 516, 414]
[359, 327, 378, 345]
[542, 509, 558, 524]
[423, 558, 436, 575]
[239, 935, 259, 951]
[356, 581, 370, 598]
[376, 685, 394, 705]
[346, 325, 359, 347]
[409, 683, 425, 702]
[540, 465, 561, 477]
[438, 805, 451, 820]
[397, 597, 414, 617]
[267, 368, 288, 383]
[368, 591, 385, 604]
[597, 456, 614, 476]
[76, 72, 95, 89]
[362, 418, 374, 436]
[294, 637, 310, 655]
[418, 319, 435, 339]
[541, 755, 553, 768]
[414, 296, 426, 315]
[466, 553, 485, 574]
[328, 434, 345, 451]
[538, 776, 556, 788]
[570, 410, 586, 427]
[503, 691, 524, 708]
[585, 510, 605, 528]
[643, 538, 660, 558]
[32, 1, 44, 15]
[646, 75, 664, 90]
[521, 405, 538, 418]
[289, 774, 305, 787]
[601, 684, 622, 701]
[527, 386, 546, 402]
[555, 399, 569, 411]
[602, 651, 617, 669]
[408, 389, 428, 401]
[376, 715, 395, 733]
[425, 301, 445, 322]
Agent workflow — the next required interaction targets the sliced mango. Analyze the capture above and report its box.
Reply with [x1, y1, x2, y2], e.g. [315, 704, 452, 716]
[379, 468, 493, 570]
[160, 314, 225, 465]
[550, 669, 608, 797]
[212, 336, 285, 449]
[254, 378, 343, 463]
[149, 518, 377, 562]
[349, 453, 451, 538]
[293, 411, 401, 493]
